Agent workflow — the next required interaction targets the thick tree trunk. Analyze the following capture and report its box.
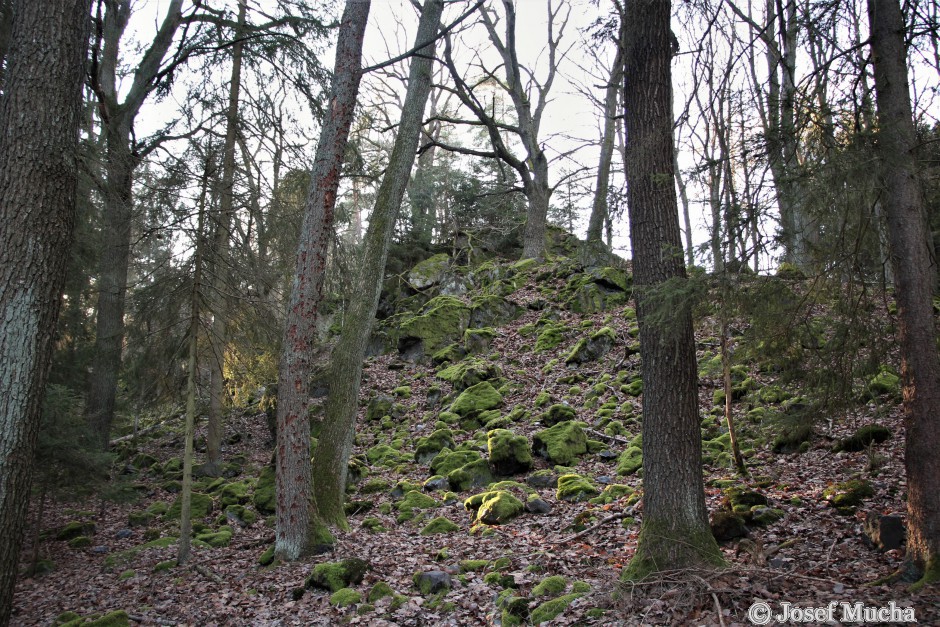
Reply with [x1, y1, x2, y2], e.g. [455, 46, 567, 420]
[522, 155, 551, 260]
[621, 0, 724, 580]
[311, 0, 444, 528]
[868, 0, 940, 587]
[0, 0, 90, 621]
[206, 0, 247, 476]
[275, 0, 371, 561]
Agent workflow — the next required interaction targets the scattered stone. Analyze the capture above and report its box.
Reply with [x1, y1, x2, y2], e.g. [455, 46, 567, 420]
[420, 516, 460, 535]
[449, 381, 503, 417]
[539, 403, 577, 426]
[525, 497, 552, 514]
[834, 424, 892, 453]
[252, 465, 276, 514]
[824, 479, 874, 512]
[616, 447, 643, 476]
[414, 429, 456, 464]
[413, 570, 452, 594]
[487, 429, 533, 476]
[565, 326, 616, 364]
[56, 521, 95, 542]
[556, 474, 600, 502]
[465, 490, 525, 525]
[526, 470, 558, 489]
[306, 558, 370, 592]
[533, 421, 588, 466]
[115, 529, 133, 540]
[863, 512, 906, 551]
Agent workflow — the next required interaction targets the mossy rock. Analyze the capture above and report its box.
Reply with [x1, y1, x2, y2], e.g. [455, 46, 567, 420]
[534, 321, 568, 352]
[420, 516, 460, 535]
[366, 444, 406, 467]
[436, 358, 503, 392]
[223, 504, 258, 527]
[469, 295, 524, 328]
[431, 343, 467, 365]
[616, 446, 643, 476]
[365, 394, 402, 422]
[750, 506, 785, 526]
[367, 581, 396, 603]
[413, 570, 452, 594]
[414, 429, 456, 464]
[771, 418, 813, 454]
[81, 610, 131, 626]
[429, 448, 481, 476]
[165, 492, 212, 521]
[824, 479, 874, 509]
[447, 458, 495, 491]
[867, 366, 900, 398]
[56, 521, 96, 541]
[195, 526, 232, 548]
[67, 536, 93, 549]
[396, 490, 439, 512]
[530, 593, 584, 624]
[464, 327, 497, 354]
[539, 403, 577, 426]
[589, 483, 635, 505]
[532, 574, 567, 597]
[556, 474, 600, 502]
[621, 377, 643, 397]
[258, 545, 277, 566]
[449, 381, 503, 417]
[408, 253, 452, 289]
[532, 421, 588, 466]
[131, 453, 158, 470]
[833, 424, 892, 453]
[459, 559, 490, 572]
[218, 481, 251, 507]
[710, 510, 748, 541]
[162, 457, 183, 474]
[487, 429, 533, 476]
[252, 465, 276, 514]
[398, 295, 472, 358]
[306, 558, 370, 592]
[330, 587, 362, 608]
[563, 268, 630, 314]
[723, 487, 768, 510]
[565, 326, 616, 364]
[464, 490, 524, 525]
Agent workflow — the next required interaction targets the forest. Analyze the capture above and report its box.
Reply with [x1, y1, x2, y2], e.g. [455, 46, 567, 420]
[0, 0, 939, 624]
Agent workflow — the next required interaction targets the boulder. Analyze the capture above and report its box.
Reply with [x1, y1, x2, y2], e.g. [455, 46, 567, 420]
[863, 512, 905, 551]
[533, 421, 588, 466]
[464, 490, 525, 525]
[487, 429, 533, 476]
[565, 327, 616, 364]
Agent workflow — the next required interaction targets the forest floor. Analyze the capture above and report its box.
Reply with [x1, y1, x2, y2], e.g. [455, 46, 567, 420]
[13, 266, 940, 626]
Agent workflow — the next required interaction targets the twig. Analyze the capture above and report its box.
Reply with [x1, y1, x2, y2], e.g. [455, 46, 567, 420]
[712, 592, 727, 627]
[559, 505, 637, 543]
[109, 422, 164, 446]
[235, 534, 275, 550]
[193, 562, 224, 584]
[585, 427, 630, 446]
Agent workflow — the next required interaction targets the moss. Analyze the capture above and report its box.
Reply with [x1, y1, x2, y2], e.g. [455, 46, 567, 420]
[565, 326, 617, 364]
[622, 519, 725, 582]
[195, 526, 232, 548]
[399, 295, 472, 355]
[258, 545, 276, 566]
[487, 429, 533, 476]
[359, 478, 389, 495]
[909, 557, 940, 592]
[449, 381, 503, 417]
[464, 490, 524, 525]
[459, 559, 490, 572]
[218, 481, 251, 507]
[556, 474, 600, 502]
[81, 610, 131, 626]
[56, 521, 95, 541]
[396, 490, 439, 511]
[571, 581, 591, 594]
[750, 507, 785, 526]
[67, 535, 92, 549]
[447, 458, 494, 491]
[153, 560, 176, 573]
[616, 446, 643, 476]
[540, 404, 577, 426]
[532, 574, 567, 597]
[414, 429, 456, 464]
[589, 484, 635, 505]
[824, 479, 874, 509]
[367, 581, 395, 603]
[330, 587, 362, 607]
[530, 593, 584, 624]
[430, 449, 482, 475]
[118, 570, 136, 581]
[165, 492, 212, 520]
[306, 558, 369, 592]
[532, 421, 588, 466]
[420, 516, 460, 535]
[534, 321, 568, 352]
[867, 365, 900, 398]
[366, 444, 405, 467]
[833, 424, 892, 452]
[361, 516, 386, 533]
[223, 504, 258, 526]
[393, 385, 412, 398]
[621, 378, 643, 397]
[252, 465, 276, 514]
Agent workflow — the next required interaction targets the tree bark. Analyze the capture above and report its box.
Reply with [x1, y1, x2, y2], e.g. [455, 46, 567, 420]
[621, 0, 724, 580]
[0, 0, 90, 621]
[311, 0, 444, 528]
[275, 0, 371, 561]
[206, 0, 247, 477]
[868, 0, 940, 587]
[85, 0, 185, 450]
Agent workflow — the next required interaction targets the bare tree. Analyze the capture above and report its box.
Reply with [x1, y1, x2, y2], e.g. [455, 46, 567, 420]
[0, 0, 91, 619]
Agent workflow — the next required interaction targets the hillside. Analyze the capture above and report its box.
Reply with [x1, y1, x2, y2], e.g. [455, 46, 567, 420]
[14, 236, 940, 626]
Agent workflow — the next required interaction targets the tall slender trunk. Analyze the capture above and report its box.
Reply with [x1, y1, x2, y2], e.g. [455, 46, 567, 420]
[275, 0, 371, 561]
[0, 0, 90, 620]
[621, 0, 724, 580]
[522, 154, 551, 260]
[311, 0, 444, 528]
[868, 0, 940, 587]
[206, 0, 247, 476]
[86, 119, 138, 450]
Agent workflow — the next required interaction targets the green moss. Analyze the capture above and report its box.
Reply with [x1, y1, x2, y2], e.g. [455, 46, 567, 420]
[571, 581, 591, 594]
[616, 446, 643, 475]
[824, 479, 874, 509]
[589, 484, 635, 505]
[361, 516, 386, 533]
[367, 581, 396, 603]
[449, 381, 502, 417]
[447, 458, 494, 491]
[56, 521, 95, 541]
[540, 404, 576, 426]
[366, 444, 405, 467]
[195, 526, 232, 548]
[459, 559, 490, 572]
[165, 492, 212, 520]
[909, 557, 940, 592]
[258, 545, 276, 566]
[306, 558, 369, 592]
[556, 474, 600, 502]
[252, 465, 276, 514]
[464, 490, 524, 525]
[420, 516, 460, 535]
[396, 490, 438, 511]
[833, 424, 892, 452]
[535, 321, 568, 351]
[118, 570, 135, 581]
[532, 421, 588, 466]
[399, 295, 471, 355]
[218, 481, 251, 507]
[359, 478, 389, 494]
[414, 429, 456, 464]
[622, 520, 725, 582]
[153, 559, 176, 573]
[223, 504, 258, 526]
[487, 429, 532, 476]
[330, 587, 362, 607]
[67, 536, 92, 549]
[868, 366, 900, 398]
[430, 449, 482, 475]
[83, 610, 131, 626]
[393, 385, 412, 398]
[532, 574, 567, 597]
[530, 593, 583, 624]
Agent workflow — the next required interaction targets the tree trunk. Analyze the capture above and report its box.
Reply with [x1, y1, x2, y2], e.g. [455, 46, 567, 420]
[311, 0, 444, 528]
[86, 119, 137, 450]
[522, 154, 551, 260]
[206, 0, 247, 476]
[0, 0, 90, 621]
[621, 0, 724, 581]
[275, 0, 371, 561]
[868, 0, 940, 588]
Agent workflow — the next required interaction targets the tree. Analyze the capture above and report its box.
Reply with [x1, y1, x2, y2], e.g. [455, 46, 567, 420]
[621, 0, 724, 580]
[275, 0, 372, 561]
[0, 0, 91, 621]
[868, 0, 940, 588]
[310, 0, 445, 529]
